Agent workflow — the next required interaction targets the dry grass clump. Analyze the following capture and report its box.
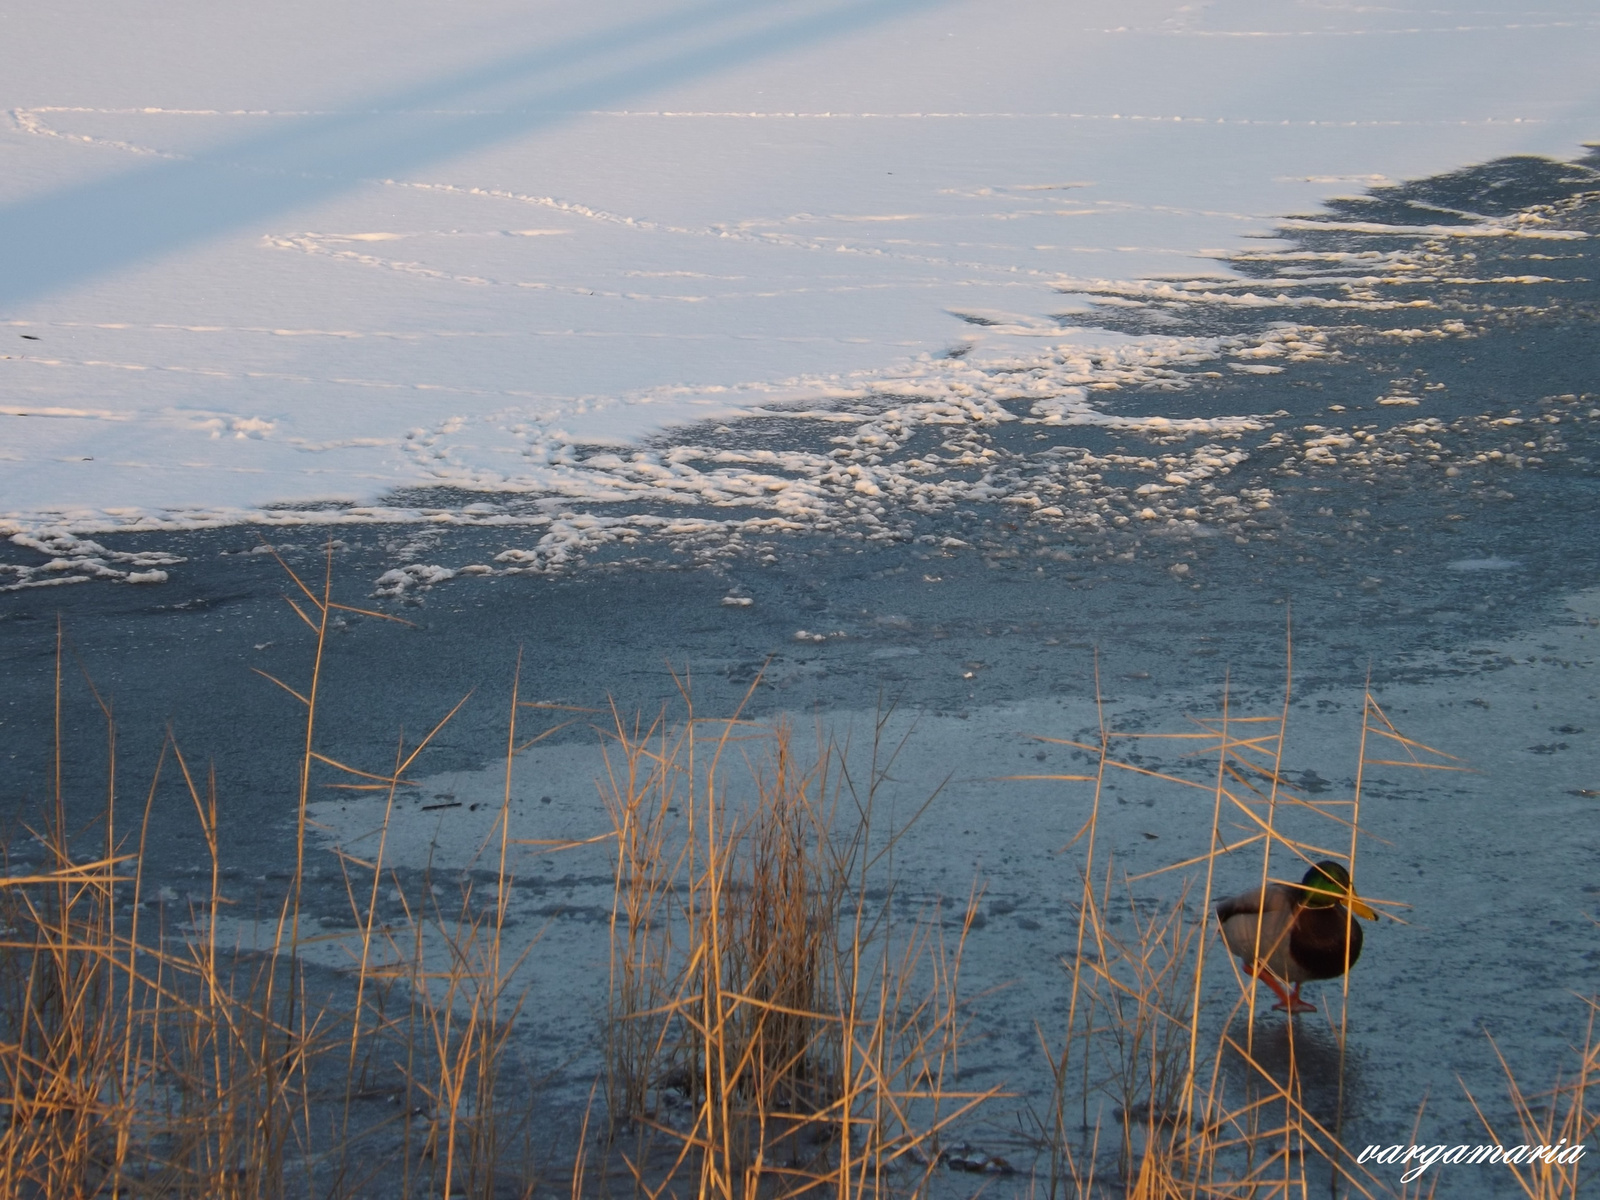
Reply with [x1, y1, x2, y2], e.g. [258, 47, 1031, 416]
[0, 555, 994, 1200]
[594, 690, 995, 1200]
[0, 556, 552, 1198]
[1019, 651, 1597, 1199]
[0, 553, 1594, 1199]
[1464, 1009, 1599, 1200]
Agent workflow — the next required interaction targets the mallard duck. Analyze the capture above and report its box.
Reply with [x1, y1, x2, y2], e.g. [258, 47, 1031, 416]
[1215, 860, 1377, 1013]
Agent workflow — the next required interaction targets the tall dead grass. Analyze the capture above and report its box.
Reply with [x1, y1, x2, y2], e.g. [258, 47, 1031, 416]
[0, 552, 553, 1198]
[1015, 649, 1597, 1199]
[0, 556, 1593, 1199]
[595, 686, 997, 1200]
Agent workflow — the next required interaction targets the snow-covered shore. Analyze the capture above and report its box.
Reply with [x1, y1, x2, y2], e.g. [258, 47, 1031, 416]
[4, 0, 1597, 531]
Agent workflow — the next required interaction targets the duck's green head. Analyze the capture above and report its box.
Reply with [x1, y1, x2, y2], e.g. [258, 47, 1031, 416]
[1301, 860, 1378, 919]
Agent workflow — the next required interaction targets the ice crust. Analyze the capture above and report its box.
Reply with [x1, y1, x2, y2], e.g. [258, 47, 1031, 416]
[1, 0, 1596, 544]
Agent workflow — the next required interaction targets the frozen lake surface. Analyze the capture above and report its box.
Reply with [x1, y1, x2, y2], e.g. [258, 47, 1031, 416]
[1, 2, 1597, 1194]
[2, 0, 1598, 533]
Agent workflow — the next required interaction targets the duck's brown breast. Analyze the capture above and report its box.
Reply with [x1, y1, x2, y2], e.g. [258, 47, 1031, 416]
[1286, 905, 1364, 982]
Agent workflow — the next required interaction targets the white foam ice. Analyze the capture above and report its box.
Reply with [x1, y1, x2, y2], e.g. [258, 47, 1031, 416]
[0, 532, 185, 591]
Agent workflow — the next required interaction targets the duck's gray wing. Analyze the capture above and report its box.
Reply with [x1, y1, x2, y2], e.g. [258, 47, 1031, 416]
[1216, 884, 1297, 978]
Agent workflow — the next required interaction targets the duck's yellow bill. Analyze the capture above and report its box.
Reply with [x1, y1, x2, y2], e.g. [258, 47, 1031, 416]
[1351, 896, 1378, 920]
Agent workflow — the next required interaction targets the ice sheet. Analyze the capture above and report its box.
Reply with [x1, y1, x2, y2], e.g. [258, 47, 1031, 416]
[1, 0, 1596, 533]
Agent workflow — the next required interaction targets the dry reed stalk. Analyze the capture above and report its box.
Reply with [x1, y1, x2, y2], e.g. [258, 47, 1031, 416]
[1461, 1005, 1598, 1200]
[1074, 875, 1200, 1176]
[1016, 633, 1487, 1199]
[3, 563, 1591, 1200]
[0, 548, 570, 1198]
[601, 701, 694, 1139]
[594, 682, 996, 1200]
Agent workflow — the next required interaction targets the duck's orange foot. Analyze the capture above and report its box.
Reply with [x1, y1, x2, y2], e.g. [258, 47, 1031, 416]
[1258, 973, 1317, 1015]
[1270, 996, 1318, 1014]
